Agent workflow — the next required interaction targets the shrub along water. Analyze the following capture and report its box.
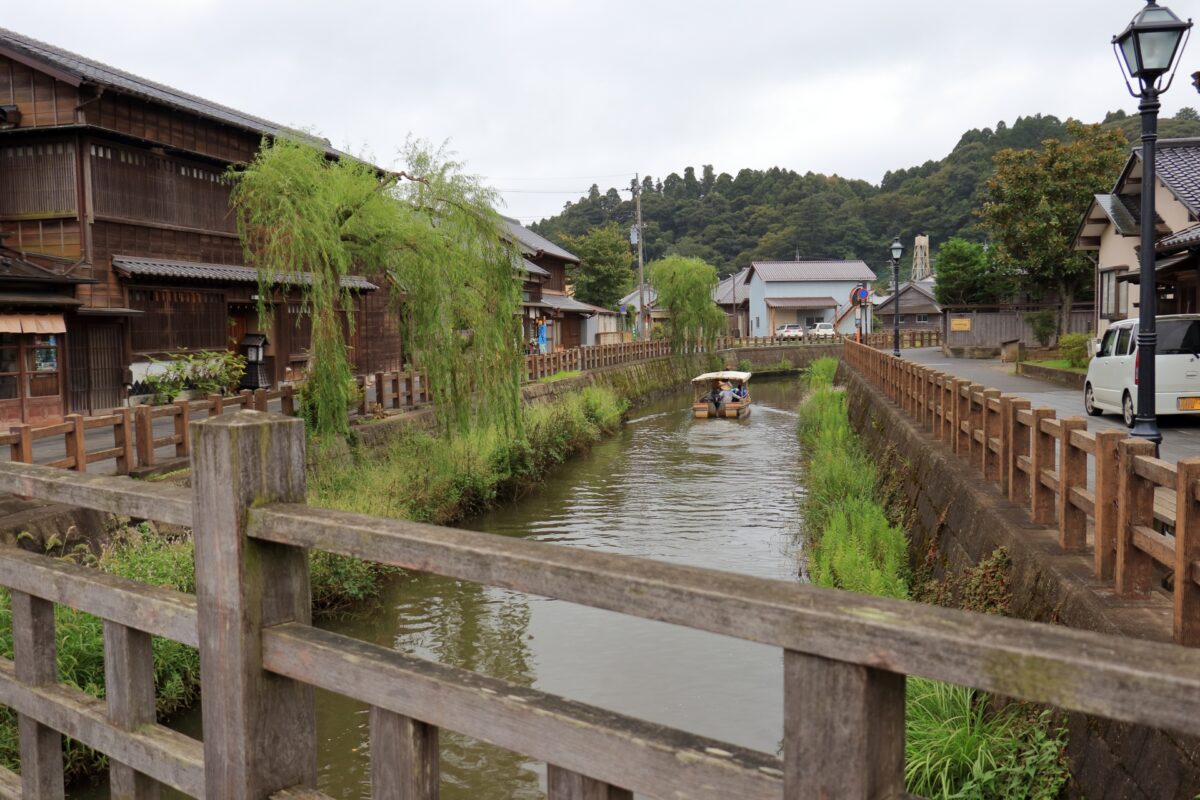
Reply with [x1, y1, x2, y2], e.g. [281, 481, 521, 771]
[797, 357, 1068, 799]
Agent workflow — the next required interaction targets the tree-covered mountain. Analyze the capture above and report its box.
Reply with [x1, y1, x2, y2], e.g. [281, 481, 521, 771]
[530, 110, 1200, 279]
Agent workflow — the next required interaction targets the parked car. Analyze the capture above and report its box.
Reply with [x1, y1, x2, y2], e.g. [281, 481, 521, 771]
[809, 322, 837, 338]
[1084, 314, 1200, 427]
[776, 323, 805, 339]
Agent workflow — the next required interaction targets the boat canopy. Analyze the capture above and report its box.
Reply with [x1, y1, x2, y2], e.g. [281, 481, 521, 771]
[691, 370, 752, 384]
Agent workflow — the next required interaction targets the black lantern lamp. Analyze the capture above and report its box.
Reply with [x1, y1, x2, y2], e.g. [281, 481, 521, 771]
[890, 236, 903, 357]
[1114, 1, 1192, 446]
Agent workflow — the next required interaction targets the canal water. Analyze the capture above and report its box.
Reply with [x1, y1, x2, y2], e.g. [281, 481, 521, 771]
[80, 375, 807, 799]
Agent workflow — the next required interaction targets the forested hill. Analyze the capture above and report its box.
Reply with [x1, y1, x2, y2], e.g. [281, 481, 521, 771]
[530, 110, 1200, 277]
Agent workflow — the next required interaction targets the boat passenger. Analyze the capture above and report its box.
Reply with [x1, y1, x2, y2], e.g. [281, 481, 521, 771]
[717, 383, 736, 404]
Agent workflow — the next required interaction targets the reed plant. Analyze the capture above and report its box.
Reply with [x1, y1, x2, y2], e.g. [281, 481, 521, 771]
[797, 358, 1068, 799]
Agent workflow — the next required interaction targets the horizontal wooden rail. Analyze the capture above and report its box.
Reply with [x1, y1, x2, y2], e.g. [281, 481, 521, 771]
[249, 501, 1200, 737]
[263, 623, 782, 800]
[0, 461, 192, 527]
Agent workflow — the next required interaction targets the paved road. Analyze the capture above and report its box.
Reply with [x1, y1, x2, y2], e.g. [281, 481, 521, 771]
[901, 348, 1200, 464]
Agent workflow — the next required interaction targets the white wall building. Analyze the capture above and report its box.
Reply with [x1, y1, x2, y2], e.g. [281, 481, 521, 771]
[743, 260, 877, 336]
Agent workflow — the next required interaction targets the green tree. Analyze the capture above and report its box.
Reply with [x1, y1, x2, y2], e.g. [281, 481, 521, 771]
[1176, 106, 1200, 121]
[561, 223, 634, 308]
[980, 121, 1127, 332]
[231, 137, 522, 441]
[932, 238, 1013, 305]
[646, 255, 726, 352]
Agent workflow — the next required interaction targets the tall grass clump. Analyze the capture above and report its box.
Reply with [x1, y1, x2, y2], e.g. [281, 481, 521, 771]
[796, 357, 1068, 799]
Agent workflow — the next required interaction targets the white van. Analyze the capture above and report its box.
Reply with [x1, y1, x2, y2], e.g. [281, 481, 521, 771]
[1084, 314, 1200, 426]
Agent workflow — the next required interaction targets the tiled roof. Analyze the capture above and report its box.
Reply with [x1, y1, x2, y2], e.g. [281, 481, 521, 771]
[1157, 222, 1200, 252]
[0, 27, 346, 156]
[520, 258, 550, 278]
[540, 293, 595, 314]
[1095, 194, 1140, 235]
[764, 296, 839, 309]
[619, 284, 657, 309]
[748, 260, 876, 283]
[1144, 139, 1200, 216]
[873, 281, 941, 312]
[501, 218, 579, 263]
[112, 256, 377, 290]
[713, 267, 750, 305]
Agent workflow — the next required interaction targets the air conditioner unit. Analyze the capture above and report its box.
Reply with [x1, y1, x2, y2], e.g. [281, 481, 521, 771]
[0, 105, 19, 129]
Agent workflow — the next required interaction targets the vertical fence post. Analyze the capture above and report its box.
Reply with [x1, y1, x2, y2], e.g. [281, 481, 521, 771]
[997, 396, 1014, 496]
[191, 411, 317, 798]
[1174, 458, 1200, 646]
[174, 399, 191, 458]
[374, 372, 387, 409]
[980, 390, 1001, 481]
[208, 393, 224, 417]
[253, 389, 269, 414]
[1115, 437, 1158, 597]
[1028, 409, 1057, 525]
[1093, 429, 1123, 580]
[66, 413, 86, 472]
[11, 423, 31, 464]
[546, 765, 631, 800]
[282, 386, 297, 417]
[356, 377, 367, 416]
[12, 589, 65, 798]
[783, 651, 905, 799]
[104, 620, 159, 799]
[1007, 399, 1032, 506]
[135, 405, 155, 468]
[369, 707, 439, 800]
[114, 408, 135, 476]
[1056, 418, 1088, 551]
[390, 373, 402, 410]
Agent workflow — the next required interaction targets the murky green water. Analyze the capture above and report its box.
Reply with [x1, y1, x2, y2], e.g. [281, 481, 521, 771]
[79, 376, 806, 799]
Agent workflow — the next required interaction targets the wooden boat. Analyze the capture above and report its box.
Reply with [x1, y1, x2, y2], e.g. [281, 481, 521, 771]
[691, 371, 752, 419]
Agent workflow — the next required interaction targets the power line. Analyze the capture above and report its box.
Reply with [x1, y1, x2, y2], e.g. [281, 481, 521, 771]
[483, 172, 634, 181]
[495, 188, 592, 194]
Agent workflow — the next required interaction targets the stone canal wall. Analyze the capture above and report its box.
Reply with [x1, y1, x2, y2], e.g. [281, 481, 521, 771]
[840, 362, 1200, 800]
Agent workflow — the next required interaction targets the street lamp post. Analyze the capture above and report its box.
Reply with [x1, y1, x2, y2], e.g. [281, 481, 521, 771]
[890, 236, 904, 357]
[1113, 0, 1192, 445]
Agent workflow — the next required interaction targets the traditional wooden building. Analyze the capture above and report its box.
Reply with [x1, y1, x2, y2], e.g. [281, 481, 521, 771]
[0, 27, 401, 422]
[503, 217, 592, 351]
[872, 277, 943, 332]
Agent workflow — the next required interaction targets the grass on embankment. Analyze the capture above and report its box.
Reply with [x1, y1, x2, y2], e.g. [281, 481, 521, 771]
[797, 357, 1068, 799]
[1027, 358, 1088, 375]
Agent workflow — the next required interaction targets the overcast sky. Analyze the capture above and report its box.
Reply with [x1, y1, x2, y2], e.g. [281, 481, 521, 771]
[7, 1, 1199, 223]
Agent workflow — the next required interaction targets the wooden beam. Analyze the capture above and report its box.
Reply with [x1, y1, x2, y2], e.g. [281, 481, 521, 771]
[0, 462, 191, 527]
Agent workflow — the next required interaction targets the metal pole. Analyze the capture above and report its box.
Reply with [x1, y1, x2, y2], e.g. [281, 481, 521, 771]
[892, 257, 901, 357]
[1133, 88, 1162, 445]
[635, 177, 647, 340]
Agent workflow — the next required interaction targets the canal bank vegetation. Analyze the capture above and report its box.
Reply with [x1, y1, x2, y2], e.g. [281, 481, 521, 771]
[798, 357, 1069, 799]
[312, 384, 629, 525]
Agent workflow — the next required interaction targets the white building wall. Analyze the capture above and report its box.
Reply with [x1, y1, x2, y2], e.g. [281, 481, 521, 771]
[747, 277, 861, 335]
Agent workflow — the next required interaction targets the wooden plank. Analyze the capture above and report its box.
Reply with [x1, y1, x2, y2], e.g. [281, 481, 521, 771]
[0, 548, 197, 646]
[271, 790, 335, 800]
[1039, 470, 1060, 493]
[0, 462, 192, 527]
[1117, 438, 1159, 597]
[104, 621, 160, 799]
[1069, 487, 1096, 516]
[1057, 418, 1089, 551]
[263, 624, 781, 800]
[0, 656, 203, 796]
[12, 590, 64, 799]
[1016, 455, 1031, 474]
[1069, 428, 1097, 455]
[191, 410, 316, 799]
[1094, 430, 1124, 581]
[1131, 525, 1175, 568]
[30, 421, 73, 438]
[0, 765, 20, 800]
[783, 651, 904, 799]
[1039, 417, 1062, 436]
[1133, 454, 1177, 488]
[369, 707, 438, 800]
[250, 504, 1200, 737]
[83, 414, 122, 429]
[547, 765, 632, 800]
[1176, 461, 1200, 646]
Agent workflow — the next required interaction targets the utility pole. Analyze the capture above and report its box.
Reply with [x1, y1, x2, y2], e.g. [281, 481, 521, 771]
[632, 176, 647, 338]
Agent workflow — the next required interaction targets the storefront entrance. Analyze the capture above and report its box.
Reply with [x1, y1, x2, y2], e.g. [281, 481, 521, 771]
[0, 314, 66, 424]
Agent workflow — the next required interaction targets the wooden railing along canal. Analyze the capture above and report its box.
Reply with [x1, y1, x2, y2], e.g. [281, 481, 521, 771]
[0, 408, 1194, 798]
[844, 338, 1200, 647]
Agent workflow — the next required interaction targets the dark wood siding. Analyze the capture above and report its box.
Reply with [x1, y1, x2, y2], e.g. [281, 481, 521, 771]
[128, 287, 227, 354]
[83, 92, 259, 164]
[0, 55, 80, 128]
[0, 140, 76, 217]
[0, 218, 81, 259]
[67, 318, 125, 413]
[354, 291, 403, 374]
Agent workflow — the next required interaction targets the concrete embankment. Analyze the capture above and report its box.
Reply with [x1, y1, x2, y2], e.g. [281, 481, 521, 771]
[840, 362, 1200, 800]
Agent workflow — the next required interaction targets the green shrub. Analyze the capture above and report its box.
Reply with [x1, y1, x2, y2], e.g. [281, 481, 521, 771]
[1024, 310, 1057, 347]
[736, 358, 753, 372]
[142, 350, 247, 404]
[1059, 333, 1091, 369]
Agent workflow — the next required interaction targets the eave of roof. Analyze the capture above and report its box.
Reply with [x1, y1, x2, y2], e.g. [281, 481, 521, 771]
[500, 217, 579, 264]
[746, 260, 876, 283]
[112, 256, 377, 291]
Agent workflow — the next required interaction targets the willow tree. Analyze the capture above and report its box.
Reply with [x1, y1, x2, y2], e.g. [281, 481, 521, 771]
[647, 255, 726, 352]
[231, 137, 523, 440]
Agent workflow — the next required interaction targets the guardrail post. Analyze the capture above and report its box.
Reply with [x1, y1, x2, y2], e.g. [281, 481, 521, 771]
[114, 408, 134, 475]
[12, 589, 65, 797]
[1174, 458, 1200, 646]
[1116, 437, 1158, 597]
[997, 396, 1014, 495]
[369, 707, 439, 799]
[66, 413, 86, 473]
[390, 372, 402, 409]
[208, 393, 224, 417]
[104, 620, 159, 798]
[281, 385, 296, 417]
[980, 390, 1001, 480]
[174, 399, 191, 458]
[1057, 417, 1088, 551]
[374, 371, 387, 409]
[10, 422, 31, 464]
[191, 410, 316, 798]
[1007, 399, 1032, 506]
[784, 650, 905, 799]
[1093, 429, 1123, 580]
[135, 405, 155, 468]
[253, 389, 269, 413]
[1029, 408, 1056, 525]
[547, 765, 631, 800]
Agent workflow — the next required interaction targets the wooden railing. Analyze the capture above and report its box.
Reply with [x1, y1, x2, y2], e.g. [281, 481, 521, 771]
[844, 339, 1200, 646]
[0, 411, 1196, 798]
[860, 329, 942, 349]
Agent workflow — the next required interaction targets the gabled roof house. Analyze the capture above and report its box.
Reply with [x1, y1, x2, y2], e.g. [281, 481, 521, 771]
[742, 260, 876, 336]
[1074, 138, 1200, 335]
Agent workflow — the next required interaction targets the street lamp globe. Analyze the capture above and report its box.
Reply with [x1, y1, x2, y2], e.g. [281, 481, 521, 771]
[890, 236, 904, 262]
[1114, 1, 1192, 91]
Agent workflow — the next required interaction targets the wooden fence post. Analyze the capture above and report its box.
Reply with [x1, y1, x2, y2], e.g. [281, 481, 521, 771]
[208, 393, 224, 417]
[135, 405, 155, 468]
[1174, 458, 1200, 646]
[114, 408, 134, 476]
[1056, 417, 1088, 551]
[547, 765, 631, 800]
[174, 399, 191, 458]
[10, 423, 31, 464]
[191, 411, 317, 798]
[1093, 429, 1123, 581]
[281, 385, 296, 417]
[105, 620, 159, 799]
[997, 396, 1014, 496]
[12, 589, 65, 797]
[1007, 399, 1032, 506]
[980, 390, 1001, 481]
[356, 377, 367, 416]
[1028, 408, 1057, 525]
[253, 389, 269, 414]
[390, 373, 402, 410]
[66, 413, 86, 473]
[1115, 437, 1158, 597]
[369, 707, 438, 800]
[783, 650, 905, 799]
[374, 372, 386, 409]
